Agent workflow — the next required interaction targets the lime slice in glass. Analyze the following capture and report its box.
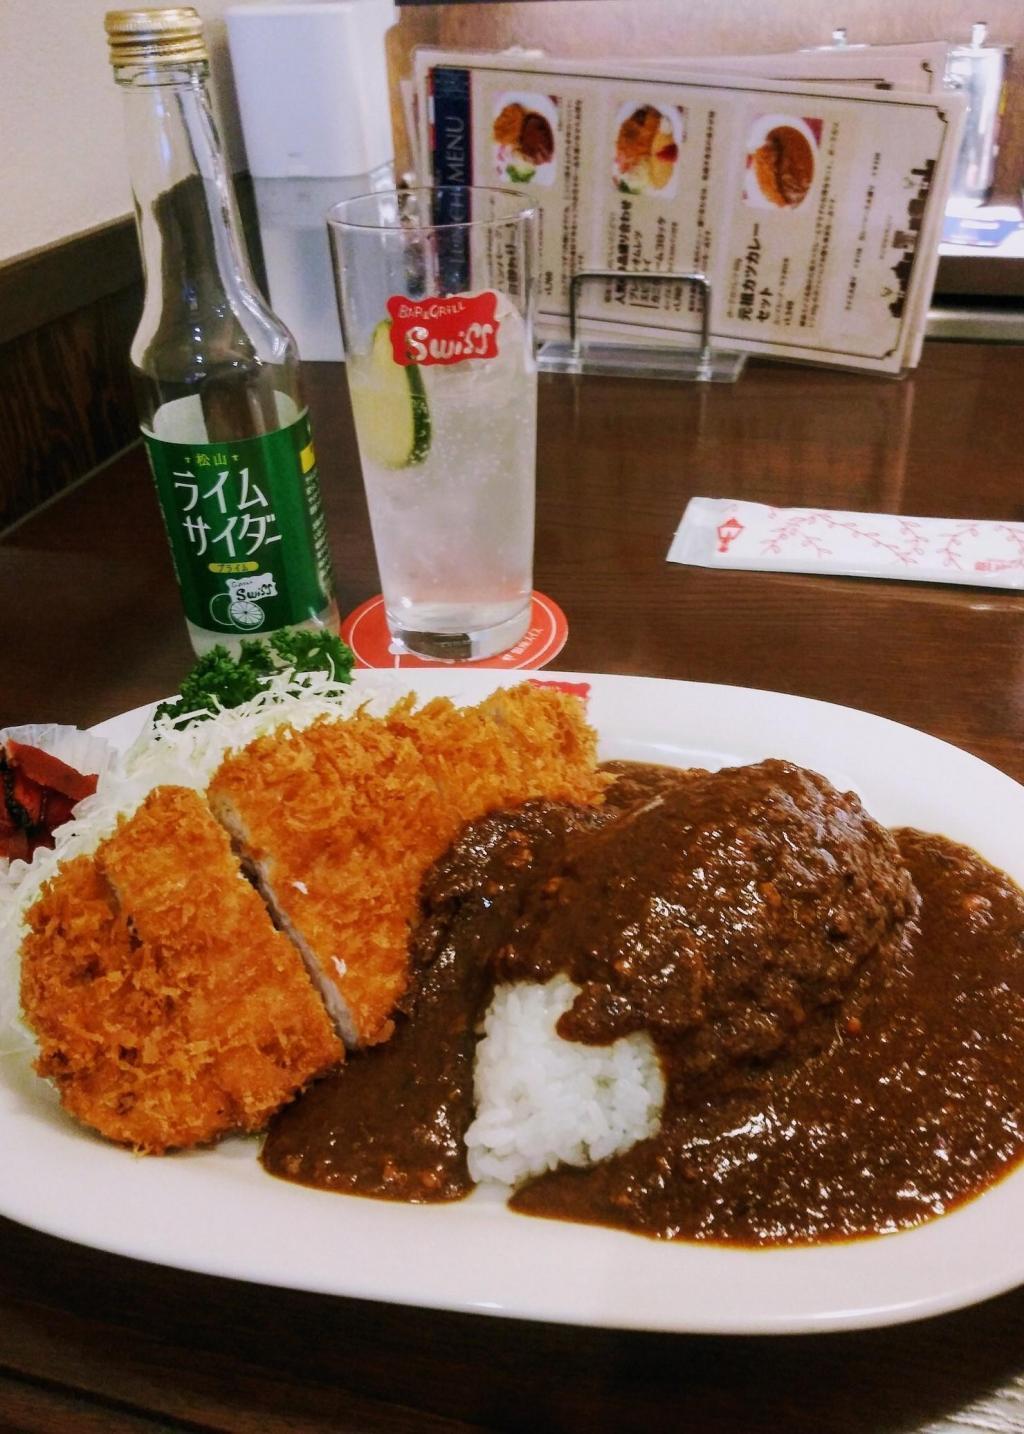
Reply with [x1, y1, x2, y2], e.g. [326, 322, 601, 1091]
[349, 321, 431, 469]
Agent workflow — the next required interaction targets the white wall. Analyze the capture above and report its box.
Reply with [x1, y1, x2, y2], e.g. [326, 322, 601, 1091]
[0, 0, 245, 264]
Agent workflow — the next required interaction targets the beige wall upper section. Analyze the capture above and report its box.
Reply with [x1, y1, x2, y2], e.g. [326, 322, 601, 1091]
[418, 0, 1021, 59]
[0, 0, 245, 264]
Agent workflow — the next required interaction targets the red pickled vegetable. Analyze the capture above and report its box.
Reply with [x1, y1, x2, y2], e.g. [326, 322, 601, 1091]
[0, 829, 30, 862]
[5, 739, 98, 803]
[9, 767, 45, 825]
[0, 739, 99, 859]
[43, 791, 77, 830]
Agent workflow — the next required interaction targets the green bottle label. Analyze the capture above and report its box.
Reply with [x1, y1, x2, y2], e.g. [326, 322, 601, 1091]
[143, 411, 335, 636]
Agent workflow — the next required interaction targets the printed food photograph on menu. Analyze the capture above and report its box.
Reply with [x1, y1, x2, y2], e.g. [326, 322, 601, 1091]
[612, 101, 684, 195]
[743, 115, 819, 210]
[493, 91, 559, 186]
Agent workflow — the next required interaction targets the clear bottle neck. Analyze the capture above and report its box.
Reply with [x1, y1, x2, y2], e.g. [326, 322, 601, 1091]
[117, 61, 261, 315]
[115, 60, 299, 437]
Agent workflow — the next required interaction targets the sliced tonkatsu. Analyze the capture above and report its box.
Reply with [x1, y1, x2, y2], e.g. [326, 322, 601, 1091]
[20, 786, 342, 1153]
[208, 686, 607, 1048]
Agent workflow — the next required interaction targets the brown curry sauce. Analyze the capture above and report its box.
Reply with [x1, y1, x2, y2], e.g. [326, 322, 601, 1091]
[262, 761, 1024, 1246]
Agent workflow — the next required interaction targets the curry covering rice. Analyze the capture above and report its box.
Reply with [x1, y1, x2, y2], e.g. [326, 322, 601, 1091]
[262, 751, 1024, 1245]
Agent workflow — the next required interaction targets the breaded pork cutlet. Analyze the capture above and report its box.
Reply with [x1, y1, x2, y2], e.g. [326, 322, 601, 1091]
[208, 684, 607, 1048]
[20, 786, 342, 1153]
[387, 685, 606, 813]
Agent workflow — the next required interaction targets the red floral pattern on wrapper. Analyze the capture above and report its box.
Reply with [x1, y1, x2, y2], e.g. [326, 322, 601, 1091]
[668, 498, 1024, 589]
[340, 592, 569, 671]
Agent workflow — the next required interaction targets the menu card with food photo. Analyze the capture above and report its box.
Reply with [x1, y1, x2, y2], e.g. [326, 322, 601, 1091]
[414, 49, 965, 373]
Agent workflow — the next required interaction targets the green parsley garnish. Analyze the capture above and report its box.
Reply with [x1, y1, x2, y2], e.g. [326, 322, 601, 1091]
[155, 630, 354, 726]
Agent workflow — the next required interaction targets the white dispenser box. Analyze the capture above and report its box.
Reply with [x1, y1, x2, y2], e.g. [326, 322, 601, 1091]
[227, 0, 396, 359]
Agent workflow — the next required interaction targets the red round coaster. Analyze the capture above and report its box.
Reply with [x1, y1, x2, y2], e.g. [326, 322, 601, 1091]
[341, 592, 568, 670]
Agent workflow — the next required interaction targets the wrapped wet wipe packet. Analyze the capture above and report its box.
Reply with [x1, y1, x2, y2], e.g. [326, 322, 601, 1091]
[668, 498, 1024, 589]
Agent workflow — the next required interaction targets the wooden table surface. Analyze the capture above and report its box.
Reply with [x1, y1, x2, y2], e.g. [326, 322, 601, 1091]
[3, 343, 1024, 1433]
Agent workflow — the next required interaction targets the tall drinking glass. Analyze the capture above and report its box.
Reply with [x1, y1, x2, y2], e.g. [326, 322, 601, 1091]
[328, 187, 538, 661]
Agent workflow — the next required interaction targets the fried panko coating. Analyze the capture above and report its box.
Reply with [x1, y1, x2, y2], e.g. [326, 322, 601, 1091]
[208, 685, 607, 1049]
[20, 787, 342, 1153]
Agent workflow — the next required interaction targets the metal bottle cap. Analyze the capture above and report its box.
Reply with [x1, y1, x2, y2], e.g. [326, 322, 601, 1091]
[105, 8, 207, 67]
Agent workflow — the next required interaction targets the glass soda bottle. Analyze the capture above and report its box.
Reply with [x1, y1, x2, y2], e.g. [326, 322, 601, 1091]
[105, 7, 339, 655]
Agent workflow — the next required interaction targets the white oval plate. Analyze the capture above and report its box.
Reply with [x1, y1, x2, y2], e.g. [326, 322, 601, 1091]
[3, 670, 1024, 1335]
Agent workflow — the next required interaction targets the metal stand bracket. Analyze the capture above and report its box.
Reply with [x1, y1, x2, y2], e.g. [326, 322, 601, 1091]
[536, 269, 746, 384]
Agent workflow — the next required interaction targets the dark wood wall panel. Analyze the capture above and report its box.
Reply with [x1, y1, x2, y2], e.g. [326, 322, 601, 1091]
[0, 283, 141, 533]
[0, 219, 141, 349]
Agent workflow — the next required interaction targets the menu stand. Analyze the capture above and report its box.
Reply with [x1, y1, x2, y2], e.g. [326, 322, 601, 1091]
[536, 269, 747, 384]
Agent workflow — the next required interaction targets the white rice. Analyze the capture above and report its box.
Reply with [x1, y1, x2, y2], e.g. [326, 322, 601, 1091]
[466, 973, 665, 1187]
